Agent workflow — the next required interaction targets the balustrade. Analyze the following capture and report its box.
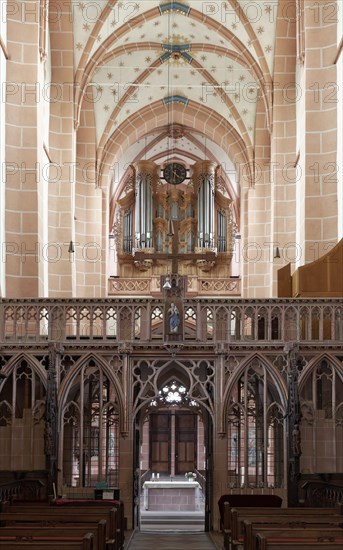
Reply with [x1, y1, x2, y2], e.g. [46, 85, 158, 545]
[0, 298, 342, 345]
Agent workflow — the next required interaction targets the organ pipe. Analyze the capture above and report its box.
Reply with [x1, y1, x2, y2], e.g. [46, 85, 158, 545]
[192, 161, 216, 248]
[133, 161, 157, 249]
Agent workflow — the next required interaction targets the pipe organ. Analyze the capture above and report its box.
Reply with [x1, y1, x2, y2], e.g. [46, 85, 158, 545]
[114, 159, 236, 279]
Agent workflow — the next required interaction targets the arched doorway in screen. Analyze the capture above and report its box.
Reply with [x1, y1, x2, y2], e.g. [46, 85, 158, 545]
[132, 359, 214, 532]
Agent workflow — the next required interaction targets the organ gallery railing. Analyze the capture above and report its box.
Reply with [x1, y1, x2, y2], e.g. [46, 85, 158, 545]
[0, 298, 342, 344]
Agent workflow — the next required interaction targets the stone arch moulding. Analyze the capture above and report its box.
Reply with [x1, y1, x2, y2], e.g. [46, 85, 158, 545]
[219, 352, 288, 435]
[98, 102, 253, 191]
[57, 352, 126, 434]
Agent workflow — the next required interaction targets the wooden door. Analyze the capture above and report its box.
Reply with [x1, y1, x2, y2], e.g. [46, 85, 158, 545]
[175, 412, 197, 474]
[149, 412, 171, 473]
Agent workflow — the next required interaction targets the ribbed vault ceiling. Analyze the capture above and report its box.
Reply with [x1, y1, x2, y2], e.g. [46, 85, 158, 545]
[73, 1, 279, 198]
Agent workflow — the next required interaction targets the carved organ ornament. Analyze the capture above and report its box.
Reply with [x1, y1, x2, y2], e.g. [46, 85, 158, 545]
[114, 160, 235, 276]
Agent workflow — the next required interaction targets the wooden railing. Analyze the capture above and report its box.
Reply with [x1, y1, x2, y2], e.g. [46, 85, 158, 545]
[0, 298, 342, 345]
[301, 480, 343, 508]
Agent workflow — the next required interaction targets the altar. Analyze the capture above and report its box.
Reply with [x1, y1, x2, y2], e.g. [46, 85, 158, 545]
[143, 480, 200, 511]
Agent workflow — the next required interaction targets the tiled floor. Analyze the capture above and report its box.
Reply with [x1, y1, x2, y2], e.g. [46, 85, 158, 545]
[126, 531, 220, 549]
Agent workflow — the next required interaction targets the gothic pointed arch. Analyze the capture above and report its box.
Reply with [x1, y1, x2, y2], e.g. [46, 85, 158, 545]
[222, 353, 287, 490]
[132, 357, 215, 420]
[58, 352, 125, 426]
[58, 353, 122, 490]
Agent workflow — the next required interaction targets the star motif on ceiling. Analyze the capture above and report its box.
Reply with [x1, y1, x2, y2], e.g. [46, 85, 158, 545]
[265, 5, 272, 14]
[107, 73, 114, 80]
[157, 69, 162, 74]
[76, 42, 83, 50]
[200, 55, 207, 61]
[190, 70, 195, 75]
[78, 2, 85, 10]
[148, 96, 153, 101]
[110, 20, 116, 27]
[265, 45, 272, 53]
[257, 26, 265, 35]
[157, 33, 163, 38]
[140, 34, 145, 39]
[104, 105, 109, 111]
[248, 87, 256, 94]
[190, 34, 195, 39]
[145, 57, 152, 63]
[174, 74, 179, 79]
[97, 35, 102, 42]
[205, 35, 210, 40]
[126, 109, 130, 114]
[206, 4, 217, 13]
[111, 88, 117, 98]
[242, 109, 248, 115]
[248, 126, 253, 131]
[119, 61, 124, 67]
[231, 23, 237, 30]
[239, 75, 245, 82]
[97, 86, 103, 93]
[172, 23, 178, 29]
[154, 21, 160, 26]
[83, 23, 90, 32]
[134, 68, 140, 72]
[247, 39, 252, 47]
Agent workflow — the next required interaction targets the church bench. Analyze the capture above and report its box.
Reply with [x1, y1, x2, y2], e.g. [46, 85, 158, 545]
[0, 520, 109, 550]
[7, 499, 125, 550]
[219, 495, 282, 548]
[243, 519, 343, 550]
[223, 504, 340, 550]
[0, 510, 117, 547]
[249, 525, 343, 550]
[235, 509, 343, 550]
[0, 532, 94, 550]
[255, 533, 343, 550]
[218, 494, 282, 531]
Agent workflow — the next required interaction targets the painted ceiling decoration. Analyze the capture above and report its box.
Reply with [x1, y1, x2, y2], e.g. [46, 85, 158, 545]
[73, 0, 279, 200]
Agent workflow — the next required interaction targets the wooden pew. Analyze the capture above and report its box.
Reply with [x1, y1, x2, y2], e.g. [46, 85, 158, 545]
[255, 532, 343, 550]
[248, 527, 343, 550]
[51, 500, 125, 550]
[0, 532, 94, 550]
[0, 520, 108, 550]
[237, 510, 343, 550]
[227, 505, 341, 550]
[0, 510, 116, 546]
[6, 500, 125, 550]
[219, 495, 282, 549]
